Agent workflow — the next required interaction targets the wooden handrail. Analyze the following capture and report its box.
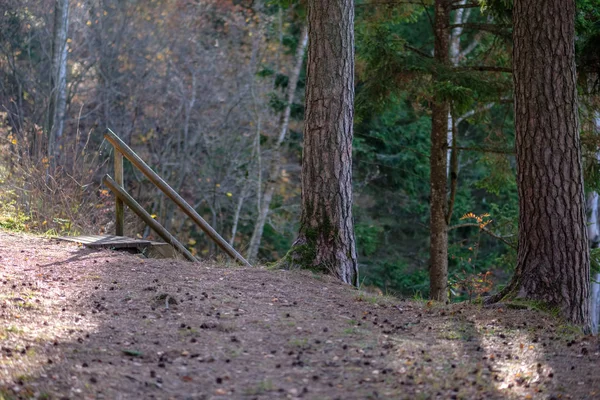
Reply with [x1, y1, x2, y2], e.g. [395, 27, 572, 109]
[104, 175, 197, 262]
[115, 150, 124, 236]
[105, 129, 252, 267]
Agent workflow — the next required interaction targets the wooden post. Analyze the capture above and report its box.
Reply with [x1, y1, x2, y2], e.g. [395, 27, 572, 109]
[104, 175, 197, 262]
[104, 129, 252, 267]
[114, 150, 124, 236]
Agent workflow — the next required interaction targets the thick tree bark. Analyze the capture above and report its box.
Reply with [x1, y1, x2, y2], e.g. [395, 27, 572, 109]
[247, 26, 308, 262]
[280, 0, 358, 285]
[48, 0, 70, 168]
[505, 0, 590, 328]
[429, 0, 451, 301]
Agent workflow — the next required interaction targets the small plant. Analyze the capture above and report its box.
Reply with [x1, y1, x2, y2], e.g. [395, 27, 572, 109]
[452, 271, 494, 303]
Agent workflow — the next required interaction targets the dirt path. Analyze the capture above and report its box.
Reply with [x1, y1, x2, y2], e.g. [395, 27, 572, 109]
[0, 231, 598, 399]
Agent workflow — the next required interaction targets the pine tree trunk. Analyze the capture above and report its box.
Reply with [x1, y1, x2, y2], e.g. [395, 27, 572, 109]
[280, 0, 358, 285]
[510, 0, 590, 328]
[48, 0, 69, 168]
[429, 0, 451, 301]
[247, 27, 308, 262]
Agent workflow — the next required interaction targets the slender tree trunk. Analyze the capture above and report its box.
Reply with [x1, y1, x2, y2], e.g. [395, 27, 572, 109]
[280, 0, 358, 285]
[587, 192, 600, 333]
[429, 0, 451, 301]
[230, 181, 250, 246]
[503, 0, 590, 328]
[48, 0, 70, 169]
[446, 0, 468, 175]
[589, 112, 600, 333]
[247, 27, 308, 262]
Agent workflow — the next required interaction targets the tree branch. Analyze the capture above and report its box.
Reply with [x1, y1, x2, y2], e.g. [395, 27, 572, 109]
[448, 23, 510, 35]
[355, 0, 431, 6]
[454, 65, 512, 73]
[456, 102, 496, 124]
[405, 44, 433, 59]
[448, 146, 514, 154]
[451, 2, 480, 10]
[448, 223, 517, 249]
[457, 32, 483, 60]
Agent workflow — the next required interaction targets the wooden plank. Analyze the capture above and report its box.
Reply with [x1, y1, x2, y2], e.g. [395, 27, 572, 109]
[103, 175, 197, 262]
[115, 150, 124, 236]
[104, 129, 252, 267]
[58, 235, 151, 249]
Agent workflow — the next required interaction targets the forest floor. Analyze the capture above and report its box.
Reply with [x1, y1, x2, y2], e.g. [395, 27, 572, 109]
[0, 231, 599, 400]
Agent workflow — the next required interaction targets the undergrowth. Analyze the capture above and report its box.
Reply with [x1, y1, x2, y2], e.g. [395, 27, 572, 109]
[0, 115, 111, 236]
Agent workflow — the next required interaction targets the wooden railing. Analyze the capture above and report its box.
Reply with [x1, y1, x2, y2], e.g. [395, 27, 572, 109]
[103, 129, 252, 267]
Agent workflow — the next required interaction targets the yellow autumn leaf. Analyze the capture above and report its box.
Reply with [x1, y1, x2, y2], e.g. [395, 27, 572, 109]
[188, 238, 197, 246]
[150, 214, 157, 219]
[226, 192, 232, 197]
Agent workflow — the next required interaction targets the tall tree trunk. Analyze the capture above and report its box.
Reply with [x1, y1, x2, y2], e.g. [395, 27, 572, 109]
[589, 112, 600, 334]
[502, 0, 590, 328]
[280, 0, 358, 285]
[48, 0, 70, 169]
[247, 26, 308, 262]
[446, 0, 468, 176]
[429, 0, 451, 301]
[587, 191, 600, 333]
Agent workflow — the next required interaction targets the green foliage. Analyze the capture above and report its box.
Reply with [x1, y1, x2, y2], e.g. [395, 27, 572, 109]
[0, 199, 29, 231]
[268, 93, 286, 113]
[355, 222, 383, 257]
[591, 248, 600, 276]
[257, 66, 275, 78]
[479, 0, 513, 23]
[475, 154, 516, 196]
[353, 1, 519, 299]
[360, 259, 429, 297]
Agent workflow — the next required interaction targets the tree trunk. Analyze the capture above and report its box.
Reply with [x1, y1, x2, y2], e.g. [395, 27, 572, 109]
[446, 0, 468, 176]
[429, 0, 451, 301]
[589, 112, 600, 334]
[48, 0, 70, 168]
[587, 192, 600, 333]
[247, 26, 308, 262]
[280, 0, 358, 285]
[506, 0, 590, 328]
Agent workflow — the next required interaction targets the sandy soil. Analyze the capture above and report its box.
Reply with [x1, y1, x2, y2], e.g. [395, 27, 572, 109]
[0, 230, 599, 399]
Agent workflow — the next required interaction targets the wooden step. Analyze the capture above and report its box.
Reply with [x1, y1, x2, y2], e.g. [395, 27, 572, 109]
[58, 235, 178, 259]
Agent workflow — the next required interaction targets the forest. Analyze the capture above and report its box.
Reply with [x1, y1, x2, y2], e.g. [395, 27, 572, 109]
[0, 0, 599, 325]
[3, 0, 600, 398]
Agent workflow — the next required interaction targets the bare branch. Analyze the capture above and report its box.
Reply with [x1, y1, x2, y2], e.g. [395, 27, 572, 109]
[456, 102, 496, 124]
[449, 23, 510, 35]
[451, 2, 480, 10]
[457, 32, 483, 60]
[448, 146, 514, 154]
[405, 44, 433, 59]
[448, 223, 517, 249]
[454, 65, 512, 73]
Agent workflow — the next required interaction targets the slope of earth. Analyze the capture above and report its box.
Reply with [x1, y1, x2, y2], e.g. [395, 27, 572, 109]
[0, 230, 598, 400]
